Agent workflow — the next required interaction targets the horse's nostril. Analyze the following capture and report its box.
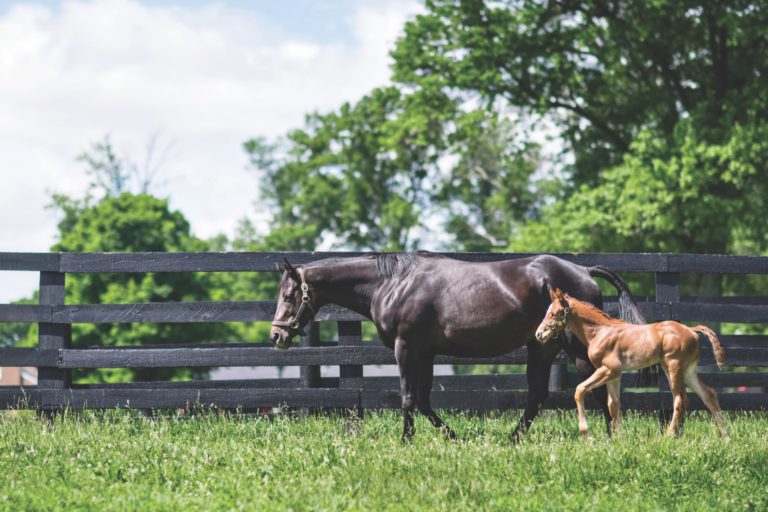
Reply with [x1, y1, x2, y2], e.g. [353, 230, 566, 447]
[271, 331, 281, 344]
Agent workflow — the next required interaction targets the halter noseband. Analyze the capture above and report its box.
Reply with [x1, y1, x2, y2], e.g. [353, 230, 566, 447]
[271, 269, 317, 338]
[543, 304, 570, 336]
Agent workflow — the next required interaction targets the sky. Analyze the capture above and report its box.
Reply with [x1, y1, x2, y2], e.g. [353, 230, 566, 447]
[0, 0, 421, 303]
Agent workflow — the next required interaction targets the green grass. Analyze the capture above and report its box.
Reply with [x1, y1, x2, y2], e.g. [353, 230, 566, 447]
[1, 409, 766, 511]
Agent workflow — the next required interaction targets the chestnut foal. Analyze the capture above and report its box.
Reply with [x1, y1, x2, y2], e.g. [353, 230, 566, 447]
[535, 288, 728, 439]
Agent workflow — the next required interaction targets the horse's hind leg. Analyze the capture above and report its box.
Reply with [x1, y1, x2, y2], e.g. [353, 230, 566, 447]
[416, 353, 456, 440]
[684, 365, 729, 439]
[395, 337, 418, 442]
[512, 339, 561, 441]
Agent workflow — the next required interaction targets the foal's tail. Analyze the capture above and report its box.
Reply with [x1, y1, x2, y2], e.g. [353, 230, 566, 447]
[692, 325, 726, 369]
[588, 266, 658, 386]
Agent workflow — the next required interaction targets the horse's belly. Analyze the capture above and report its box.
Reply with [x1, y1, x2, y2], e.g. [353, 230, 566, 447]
[436, 319, 532, 357]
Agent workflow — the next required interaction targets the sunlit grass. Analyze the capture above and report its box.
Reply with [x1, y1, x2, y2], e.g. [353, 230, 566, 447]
[1, 409, 766, 511]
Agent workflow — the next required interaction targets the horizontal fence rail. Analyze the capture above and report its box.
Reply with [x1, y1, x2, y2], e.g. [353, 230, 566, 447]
[0, 251, 767, 413]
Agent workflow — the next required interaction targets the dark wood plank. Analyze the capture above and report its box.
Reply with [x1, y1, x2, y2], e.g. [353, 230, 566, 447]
[668, 254, 768, 274]
[50, 302, 364, 323]
[670, 302, 768, 323]
[0, 304, 50, 322]
[360, 390, 768, 411]
[0, 251, 764, 274]
[0, 388, 42, 408]
[57, 345, 397, 368]
[41, 388, 359, 410]
[0, 253, 59, 272]
[0, 348, 59, 366]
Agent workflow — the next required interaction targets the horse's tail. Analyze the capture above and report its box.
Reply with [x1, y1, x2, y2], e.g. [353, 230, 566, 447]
[588, 266, 658, 386]
[692, 325, 725, 369]
[588, 266, 646, 324]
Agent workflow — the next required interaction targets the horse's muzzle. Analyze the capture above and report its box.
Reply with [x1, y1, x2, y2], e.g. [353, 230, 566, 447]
[270, 328, 293, 350]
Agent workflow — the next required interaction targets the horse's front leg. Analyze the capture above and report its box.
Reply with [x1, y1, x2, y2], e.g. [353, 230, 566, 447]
[394, 337, 418, 442]
[416, 352, 456, 440]
[512, 339, 561, 441]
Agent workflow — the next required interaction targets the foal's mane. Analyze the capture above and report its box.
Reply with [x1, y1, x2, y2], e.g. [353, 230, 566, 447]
[567, 296, 622, 323]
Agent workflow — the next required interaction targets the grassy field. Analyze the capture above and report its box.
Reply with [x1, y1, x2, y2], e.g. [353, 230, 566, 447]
[1, 409, 766, 511]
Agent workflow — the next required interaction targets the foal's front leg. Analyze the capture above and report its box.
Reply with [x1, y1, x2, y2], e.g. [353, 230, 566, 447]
[574, 366, 617, 437]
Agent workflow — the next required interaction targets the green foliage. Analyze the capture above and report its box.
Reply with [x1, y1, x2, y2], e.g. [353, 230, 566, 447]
[1, 411, 766, 510]
[394, 1, 768, 186]
[511, 117, 768, 256]
[244, 86, 446, 251]
[50, 192, 229, 383]
[244, 85, 541, 252]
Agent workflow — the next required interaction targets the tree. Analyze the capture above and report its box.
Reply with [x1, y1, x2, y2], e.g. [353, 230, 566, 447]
[45, 137, 229, 383]
[393, 1, 768, 187]
[244, 83, 542, 253]
[51, 192, 229, 383]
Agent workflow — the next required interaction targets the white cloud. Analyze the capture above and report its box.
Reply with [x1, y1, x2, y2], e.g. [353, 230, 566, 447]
[0, 0, 420, 302]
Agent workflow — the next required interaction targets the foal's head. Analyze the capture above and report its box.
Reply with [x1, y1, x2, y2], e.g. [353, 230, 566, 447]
[270, 259, 317, 350]
[535, 288, 571, 344]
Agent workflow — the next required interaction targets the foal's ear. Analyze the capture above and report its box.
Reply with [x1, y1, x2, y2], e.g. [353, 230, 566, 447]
[553, 288, 567, 303]
[548, 286, 558, 302]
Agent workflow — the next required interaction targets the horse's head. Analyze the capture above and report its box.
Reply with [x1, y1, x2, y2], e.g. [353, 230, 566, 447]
[270, 258, 317, 350]
[535, 288, 570, 344]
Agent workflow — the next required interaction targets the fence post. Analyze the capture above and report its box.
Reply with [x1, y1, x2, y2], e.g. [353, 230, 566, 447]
[300, 321, 320, 389]
[37, 271, 71, 414]
[655, 271, 680, 428]
[338, 321, 364, 418]
[548, 360, 567, 393]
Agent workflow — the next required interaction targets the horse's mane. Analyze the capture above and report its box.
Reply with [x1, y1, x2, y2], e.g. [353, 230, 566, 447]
[303, 251, 444, 278]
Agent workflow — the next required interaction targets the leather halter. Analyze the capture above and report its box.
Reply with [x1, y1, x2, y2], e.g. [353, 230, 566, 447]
[271, 269, 316, 338]
[542, 304, 570, 336]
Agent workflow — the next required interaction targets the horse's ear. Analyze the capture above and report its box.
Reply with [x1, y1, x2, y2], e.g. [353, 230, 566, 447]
[283, 258, 300, 282]
[554, 288, 566, 302]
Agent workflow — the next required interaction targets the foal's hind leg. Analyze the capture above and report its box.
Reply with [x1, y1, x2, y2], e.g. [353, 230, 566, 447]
[664, 360, 687, 436]
[416, 353, 456, 440]
[606, 379, 622, 434]
[684, 366, 729, 439]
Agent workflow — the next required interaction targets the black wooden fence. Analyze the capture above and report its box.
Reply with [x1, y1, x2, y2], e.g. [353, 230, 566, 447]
[0, 252, 767, 412]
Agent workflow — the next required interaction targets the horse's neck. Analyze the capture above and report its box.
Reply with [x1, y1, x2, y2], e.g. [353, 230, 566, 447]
[567, 302, 614, 347]
[305, 258, 380, 318]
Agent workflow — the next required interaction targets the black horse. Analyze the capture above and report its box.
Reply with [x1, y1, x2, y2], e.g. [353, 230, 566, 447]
[270, 252, 645, 441]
